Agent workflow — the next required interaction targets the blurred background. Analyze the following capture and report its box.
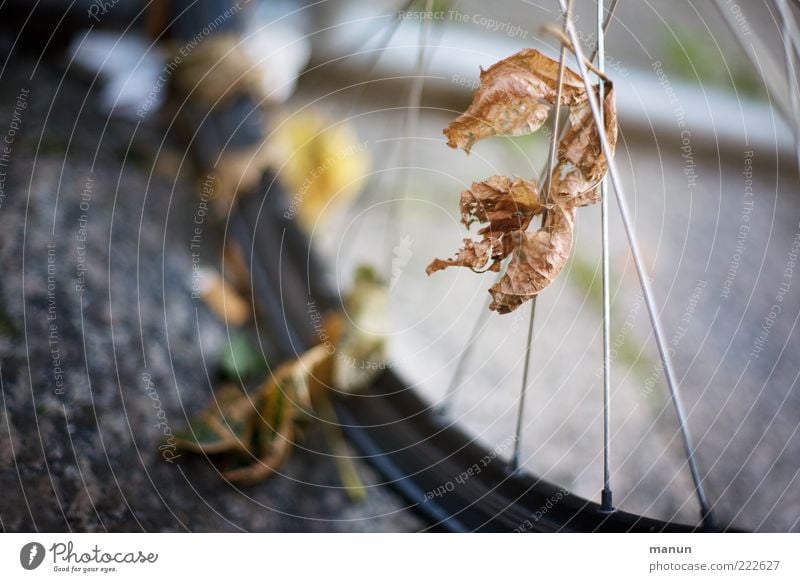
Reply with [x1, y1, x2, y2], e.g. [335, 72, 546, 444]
[0, 0, 799, 532]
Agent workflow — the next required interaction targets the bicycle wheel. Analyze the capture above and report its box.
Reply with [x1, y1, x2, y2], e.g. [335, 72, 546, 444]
[14, 0, 785, 533]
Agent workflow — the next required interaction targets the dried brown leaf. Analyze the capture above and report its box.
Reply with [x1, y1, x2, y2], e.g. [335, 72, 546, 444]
[444, 49, 586, 153]
[222, 380, 294, 484]
[550, 85, 617, 208]
[222, 345, 328, 484]
[173, 384, 255, 455]
[426, 230, 522, 275]
[431, 49, 617, 313]
[489, 204, 576, 314]
[427, 177, 543, 275]
[426, 237, 496, 274]
[173, 267, 387, 485]
[460, 175, 545, 234]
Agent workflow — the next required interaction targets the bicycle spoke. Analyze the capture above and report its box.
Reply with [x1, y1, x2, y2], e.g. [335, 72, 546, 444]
[543, 36, 572, 199]
[440, 262, 513, 416]
[509, 0, 573, 472]
[588, 0, 619, 64]
[438, 293, 494, 415]
[776, 0, 800, 175]
[597, 0, 615, 514]
[775, 0, 800, 65]
[510, 297, 539, 470]
[343, 1, 428, 206]
[713, 0, 794, 122]
[557, 0, 715, 527]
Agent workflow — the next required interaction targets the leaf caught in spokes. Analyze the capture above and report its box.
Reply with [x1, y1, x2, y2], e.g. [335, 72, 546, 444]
[460, 175, 545, 234]
[429, 47, 617, 314]
[426, 237, 498, 274]
[426, 176, 542, 275]
[489, 205, 576, 314]
[550, 87, 617, 209]
[443, 49, 586, 153]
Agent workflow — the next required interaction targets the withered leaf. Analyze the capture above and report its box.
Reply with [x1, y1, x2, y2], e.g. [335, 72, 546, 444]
[174, 266, 386, 488]
[221, 345, 329, 484]
[489, 205, 576, 314]
[550, 85, 617, 209]
[426, 237, 496, 274]
[430, 45, 618, 314]
[427, 177, 542, 275]
[173, 383, 255, 455]
[444, 49, 586, 153]
[461, 175, 545, 234]
[222, 379, 293, 484]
